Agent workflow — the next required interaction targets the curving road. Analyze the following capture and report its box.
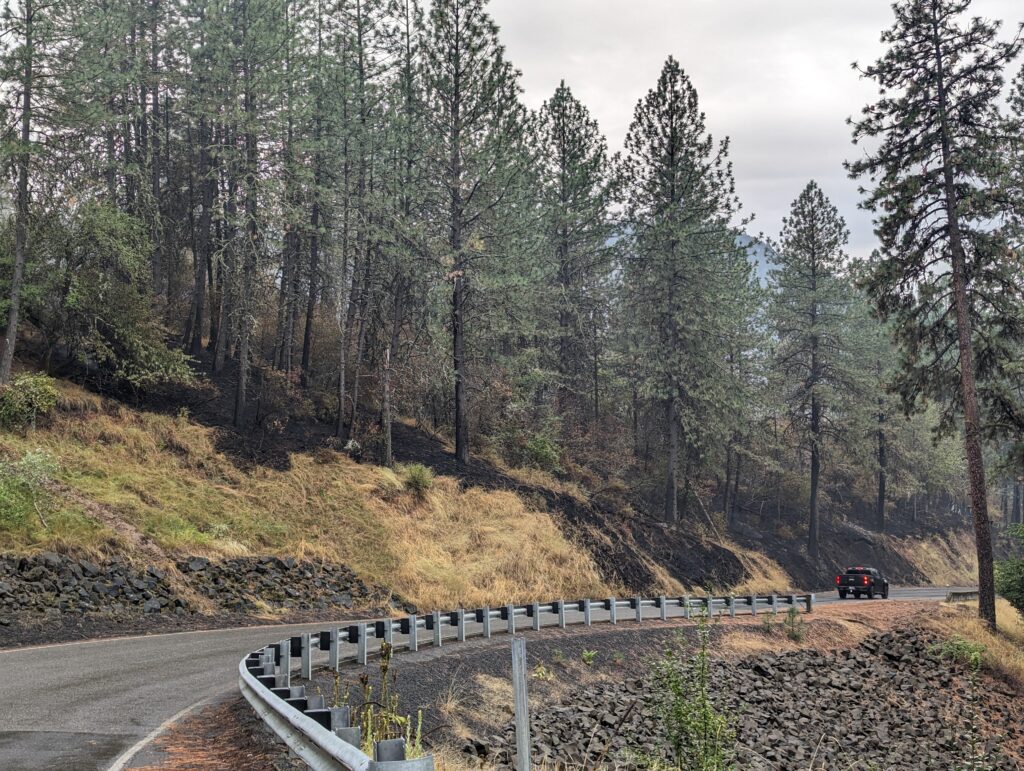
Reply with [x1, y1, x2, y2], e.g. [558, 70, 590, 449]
[0, 586, 967, 770]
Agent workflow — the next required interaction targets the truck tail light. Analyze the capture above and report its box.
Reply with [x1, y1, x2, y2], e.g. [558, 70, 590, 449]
[862, 576, 869, 586]
[835, 575, 840, 585]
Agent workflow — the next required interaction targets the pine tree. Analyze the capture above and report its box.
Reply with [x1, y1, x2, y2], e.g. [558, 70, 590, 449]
[620, 56, 747, 523]
[536, 81, 616, 431]
[848, 0, 1023, 626]
[421, 0, 527, 464]
[770, 181, 860, 560]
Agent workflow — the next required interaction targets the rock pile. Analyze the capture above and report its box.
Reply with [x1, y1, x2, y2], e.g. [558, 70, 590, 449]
[177, 556, 389, 613]
[0, 552, 393, 626]
[466, 629, 1021, 770]
[0, 552, 182, 621]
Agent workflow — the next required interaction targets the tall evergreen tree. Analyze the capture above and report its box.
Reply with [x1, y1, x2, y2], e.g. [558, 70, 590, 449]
[536, 81, 616, 431]
[421, 0, 526, 464]
[620, 56, 747, 523]
[770, 181, 860, 560]
[848, 0, 1023, 626]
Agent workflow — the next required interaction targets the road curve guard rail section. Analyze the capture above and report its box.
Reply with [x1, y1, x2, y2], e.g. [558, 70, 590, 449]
[239, 591, 816, 770]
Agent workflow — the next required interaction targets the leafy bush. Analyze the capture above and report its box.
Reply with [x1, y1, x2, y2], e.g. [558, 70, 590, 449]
[930, 636, 985, 672]
[652, 623, 735, 770]
[996, 525, 1024, 617]
[0, 373, 59, 431]
[524, 433, 561, 472]
[402, 463, 434, 499]
[0, 448, 59, 535]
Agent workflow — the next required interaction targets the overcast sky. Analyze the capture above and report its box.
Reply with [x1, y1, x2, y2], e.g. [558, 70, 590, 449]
[490, 0, 1024, 258]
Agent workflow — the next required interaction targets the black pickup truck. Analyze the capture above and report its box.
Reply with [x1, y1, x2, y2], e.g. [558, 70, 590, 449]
[835, 566, 889, 599]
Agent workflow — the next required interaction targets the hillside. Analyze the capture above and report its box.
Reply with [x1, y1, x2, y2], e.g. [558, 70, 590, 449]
[0, 375, 979, 645]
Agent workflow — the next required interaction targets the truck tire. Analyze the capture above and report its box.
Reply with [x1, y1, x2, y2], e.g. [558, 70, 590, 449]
[839, 589, 847, 599]
[882, 585, 889, 599]
[867, 587, 875, 600]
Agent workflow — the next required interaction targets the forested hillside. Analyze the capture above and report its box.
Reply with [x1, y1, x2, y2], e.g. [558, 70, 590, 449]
[1, 0, 1023, 618]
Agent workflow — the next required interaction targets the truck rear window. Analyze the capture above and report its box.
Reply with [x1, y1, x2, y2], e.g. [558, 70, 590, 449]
[845, 568, 870, 575]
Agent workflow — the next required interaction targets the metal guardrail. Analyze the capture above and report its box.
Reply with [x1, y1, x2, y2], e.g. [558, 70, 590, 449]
[239, 591, 815, 770]
[946, 590, 980, 603]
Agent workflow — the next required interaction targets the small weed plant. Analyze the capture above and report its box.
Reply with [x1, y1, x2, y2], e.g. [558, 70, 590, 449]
[930, 636, 985, 672]
[783, 606, 805, 642]
[581, 649, 597, 666]
[651, 617, 736, 770]
[402, 463, 434, 500]
[759, 611, 779, 635]
[531, 663, 554, 681]
[356, 643, 425, 759]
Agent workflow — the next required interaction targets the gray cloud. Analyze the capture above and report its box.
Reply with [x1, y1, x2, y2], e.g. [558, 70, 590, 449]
[490, 0, 1024, 257]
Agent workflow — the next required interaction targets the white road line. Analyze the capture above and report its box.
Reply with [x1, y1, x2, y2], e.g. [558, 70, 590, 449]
[105, 695, 218, 771]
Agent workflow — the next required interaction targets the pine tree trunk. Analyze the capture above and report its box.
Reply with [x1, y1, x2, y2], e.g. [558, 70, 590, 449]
[876, 401, 886, 533]
[1013, 483, 1021, 525]
[663, 397, 678, 524]
[0, 0, 32, 385]
[808, 392, 821, 561]
[931, 9, 995, 627]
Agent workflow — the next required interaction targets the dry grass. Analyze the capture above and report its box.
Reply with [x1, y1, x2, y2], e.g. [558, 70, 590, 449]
[931, 598, 1024, 687]
[719, 541, 795, 594]
[888, 530, 978, 586]
[0, 381, 610, 610]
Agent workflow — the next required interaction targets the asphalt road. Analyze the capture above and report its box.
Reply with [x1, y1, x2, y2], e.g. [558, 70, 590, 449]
[0, 585, 967, 770]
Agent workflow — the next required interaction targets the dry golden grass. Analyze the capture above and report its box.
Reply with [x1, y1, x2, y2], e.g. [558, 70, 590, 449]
[931, 598, 1024, 686]
[0, 384, 610, 610]
[888, 530, 978, 586]
[719, 541, 795, 594]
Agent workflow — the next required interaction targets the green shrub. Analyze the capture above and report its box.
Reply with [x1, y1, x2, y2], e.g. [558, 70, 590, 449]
[930, 636, 985, 672]
[0, 373, 59, 431]
[524, 433, 561, 473]
[996, 525, 1024, 617]
[783, 606, 805, 642]
[402, 463, 434, 499]
[652, 622, 735, 770]
[581, 649, 597, 666]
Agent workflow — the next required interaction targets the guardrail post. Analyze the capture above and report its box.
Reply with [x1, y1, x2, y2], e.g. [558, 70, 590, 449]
[788, 593, 797, 608]
[557, 600, 567, 629]
[770, 593, 778, 614]
[728, 595, 736, 619]
[608, 597, 617, 625]
[531, 602, 541, 631]
[506, 604, 516, 634]
[658, 596, 667, 621]
[634, 596, 643, 623]
[511, 637, 531, 771]
[583, 598, 592, 626]
[301, 633, 312, 680]
[482, 606, 492, 638]
[356, 623, 368, 666]
[432, 611, 442, 648]
[683, 595, 691, 620]
[328, 628, 340, 671]
[702, 596, 710, 616]
[806, 594, 814, 613]
[748, 595, 757, 617]
[278, 640, 291, 688]
[408, 615, 419, 652]
[457, 609, 467, 642]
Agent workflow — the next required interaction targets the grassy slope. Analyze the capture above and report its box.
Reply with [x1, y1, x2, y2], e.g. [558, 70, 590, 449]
[0, 379, 980, 612]
[0, 381, 607, 609]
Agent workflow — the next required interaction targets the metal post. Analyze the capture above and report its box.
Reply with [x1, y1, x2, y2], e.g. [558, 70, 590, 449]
[728, 595, 736, 619]
[482, 606, 491, 638]
[659, 596, 667, 621]
[770, 594, 778, 614]
[383, 620, 394, 648]
[531, 602, 541, 631]
[328, 628, 340, 671]
[432, 611, 442, 648]
[683, 595, 691, 620]
[278, 640, 291, 688]
[356, 623, 368, 666]
[506, 604, 516, 634]
[457, 609, 466, 642]
[408, 615, 418, 652]
[583, 598, 592, 626]
[749, 595, 757, 617]
[788, 593, 797, 608]
[300, 633, 312, 680]
[634, 596, 643, 623]
[608, 597, 617, 625]
[806, 593, 815, 613]
[557, 600, 566, 629]
[511, 637, 531, 771]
